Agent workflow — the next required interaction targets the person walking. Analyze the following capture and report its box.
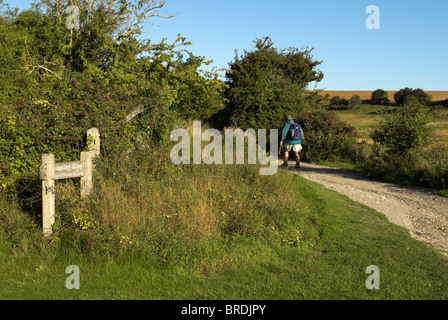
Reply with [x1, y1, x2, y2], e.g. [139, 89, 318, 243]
[279, 115, 304, 168]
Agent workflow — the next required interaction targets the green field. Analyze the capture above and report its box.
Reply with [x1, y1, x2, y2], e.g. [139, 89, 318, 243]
[1, 163, 447, 299]
[333, 103, 448, 148]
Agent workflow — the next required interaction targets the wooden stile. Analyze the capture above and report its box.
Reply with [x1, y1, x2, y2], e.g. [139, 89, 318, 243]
[39, 128, 100, 236]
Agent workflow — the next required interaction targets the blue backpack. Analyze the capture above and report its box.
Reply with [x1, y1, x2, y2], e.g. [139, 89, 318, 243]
[287, 123, 304, 141]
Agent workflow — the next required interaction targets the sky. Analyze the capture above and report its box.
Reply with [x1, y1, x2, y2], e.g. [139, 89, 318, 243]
[9, 0, 448, 91]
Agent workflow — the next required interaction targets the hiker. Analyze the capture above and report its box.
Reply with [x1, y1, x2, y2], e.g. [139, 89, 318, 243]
[279, 115, 304, 168]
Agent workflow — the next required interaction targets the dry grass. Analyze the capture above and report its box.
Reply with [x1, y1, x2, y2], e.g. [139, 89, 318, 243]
[428, 121, 448, 140]
[92, 175, 222, 242]
[338, 114, 377, 127]
[324, 98, 448, 146]
[337, 113, 378, 144]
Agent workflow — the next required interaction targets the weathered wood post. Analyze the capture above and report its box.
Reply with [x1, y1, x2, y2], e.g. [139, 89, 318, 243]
[39, 128, 100, 235]
[81, 127, 99, 197]
[80, 151, 93, 198]
[87, 127, 100, 158]
[41, 154, 55, 237]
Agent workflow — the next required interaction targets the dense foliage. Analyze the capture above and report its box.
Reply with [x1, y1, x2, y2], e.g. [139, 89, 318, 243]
[394, 87, 432, 106]
[371, 101, 430, 157]
[329, 96, 350, 110]
[349, 94, 362, 109]
[366, 100, 445, 188]
[371, 89, 389, 105]
[0, 1, 224, 194]
[299, 109, 362, 163]
[220, 37, 323, 131]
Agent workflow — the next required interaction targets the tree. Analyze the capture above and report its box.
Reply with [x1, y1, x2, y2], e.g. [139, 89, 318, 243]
[371, 100, 430, 157]
[330, 96, 341, 106]
[224, 37, 323, 131]
[394, 87, 432, 106]
[371, 89, 389, 105]
[349, 94, 362, 109]
[329, 96, 349, 110]
[10, 0, 174, 75]
[0, 3, 223, 193]
[37, 0, 174, 40]
[138, 36, 226, 120]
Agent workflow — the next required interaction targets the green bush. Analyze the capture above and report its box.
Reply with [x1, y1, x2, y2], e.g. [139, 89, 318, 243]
[364, 145, 448, 190]
[329, 96, 350, 110]
[223, 37, 323, 131]
[364, 100, 448, 189]
[394, 87, 432, 106]
[0, 72, 176, 195]
[349, 94, 362, 109]
[371, 89, 389, 105]
[0, 7, 223, 198]
[330, 96, 341, 106]
[419, 145, 448, 189]
[299, 109, 362, 163]
[0, 191, 43, 249]
[371, 100, 430, 157]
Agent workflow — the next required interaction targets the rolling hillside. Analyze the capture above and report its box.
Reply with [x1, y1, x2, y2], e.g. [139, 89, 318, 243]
[317, 91, 448, 102]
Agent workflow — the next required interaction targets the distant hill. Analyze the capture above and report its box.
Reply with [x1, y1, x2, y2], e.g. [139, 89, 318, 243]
[315, 90, 448, 102]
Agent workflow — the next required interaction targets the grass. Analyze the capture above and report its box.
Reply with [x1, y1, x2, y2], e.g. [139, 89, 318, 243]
[332, 103, 448, 148]
[324, 102, 448, 192]
[1, 157, 448, 299]
[437, 189, 448, 197]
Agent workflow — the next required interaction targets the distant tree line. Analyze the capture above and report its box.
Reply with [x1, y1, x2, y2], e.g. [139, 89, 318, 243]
[371, 88, 434, 106]
[327, 87, 440, 110]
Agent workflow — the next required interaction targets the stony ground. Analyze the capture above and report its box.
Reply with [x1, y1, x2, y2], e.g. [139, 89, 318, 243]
[281, 161, 448, 256]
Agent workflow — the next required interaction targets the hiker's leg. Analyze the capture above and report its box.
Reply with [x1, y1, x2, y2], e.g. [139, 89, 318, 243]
[294, 151, 300, 162]
[284, 145, 291, 162]
[294, 151, 300, 168]
[282, 146, 290, 166]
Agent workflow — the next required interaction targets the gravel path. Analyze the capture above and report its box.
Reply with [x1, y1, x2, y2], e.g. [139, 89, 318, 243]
[281, 161, 448, 256]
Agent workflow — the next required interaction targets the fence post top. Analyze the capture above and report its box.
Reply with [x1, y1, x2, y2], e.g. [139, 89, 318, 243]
[42, 153, 54, 158]
[87, 127, 99, 133]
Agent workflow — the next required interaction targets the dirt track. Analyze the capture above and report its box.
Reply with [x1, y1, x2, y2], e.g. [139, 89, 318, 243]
[281, 161, 448, 256]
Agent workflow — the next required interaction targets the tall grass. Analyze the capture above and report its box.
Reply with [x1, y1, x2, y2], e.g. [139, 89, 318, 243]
[1, 124, 325, 270]
[71, 161, 315, 266]
[2, 120, 448, 299]
[2, 156, 448, 299]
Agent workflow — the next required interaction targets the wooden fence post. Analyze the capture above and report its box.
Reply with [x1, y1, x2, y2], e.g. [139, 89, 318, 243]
[41, 154, 55, 237]
[80, 151, 93, 198]
[87, 127, 100, 158]
[39, 128, 99, 235]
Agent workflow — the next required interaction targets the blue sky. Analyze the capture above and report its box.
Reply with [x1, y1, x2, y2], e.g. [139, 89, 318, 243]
[9, 0, 448, 90]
